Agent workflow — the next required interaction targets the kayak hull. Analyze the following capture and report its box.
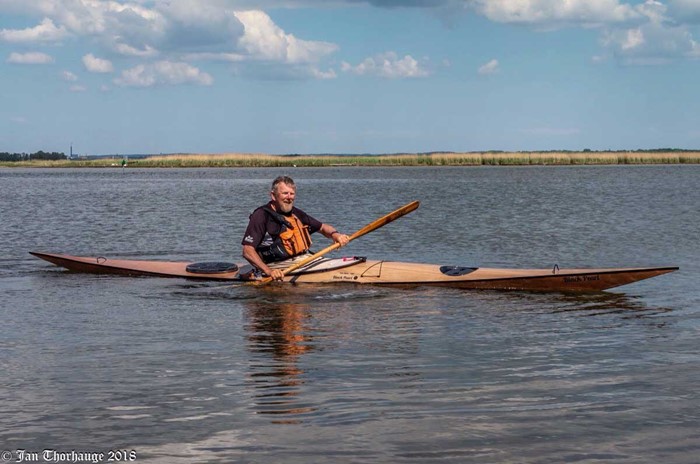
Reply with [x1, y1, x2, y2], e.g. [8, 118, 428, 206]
[30, 252, 241, 280]
[289, 260, 678, 292]
[30, 252, 678, 292]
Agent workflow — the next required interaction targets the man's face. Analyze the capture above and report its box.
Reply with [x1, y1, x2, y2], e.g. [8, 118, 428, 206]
[271, 182, 296, 214]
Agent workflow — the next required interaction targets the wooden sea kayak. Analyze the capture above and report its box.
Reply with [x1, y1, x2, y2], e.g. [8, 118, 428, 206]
[30, 251, 678, 292]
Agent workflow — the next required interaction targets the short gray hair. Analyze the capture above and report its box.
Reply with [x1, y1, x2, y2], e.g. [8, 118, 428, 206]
[271, 176, 295, 192]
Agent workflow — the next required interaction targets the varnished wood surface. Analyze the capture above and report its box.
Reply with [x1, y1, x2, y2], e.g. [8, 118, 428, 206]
[31, 252, 678, 292]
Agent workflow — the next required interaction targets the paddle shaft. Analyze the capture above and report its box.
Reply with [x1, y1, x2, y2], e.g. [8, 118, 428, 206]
[254, 200, 420, 285]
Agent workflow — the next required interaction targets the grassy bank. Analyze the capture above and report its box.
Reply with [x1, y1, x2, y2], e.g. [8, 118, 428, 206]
[3, 151, 700, 168]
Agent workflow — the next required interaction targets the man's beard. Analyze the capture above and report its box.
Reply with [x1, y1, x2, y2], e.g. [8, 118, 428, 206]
[277, 201, 293, 214]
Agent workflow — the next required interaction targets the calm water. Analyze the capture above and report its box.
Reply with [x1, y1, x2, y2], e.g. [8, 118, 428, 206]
[1, 166, 698, 463]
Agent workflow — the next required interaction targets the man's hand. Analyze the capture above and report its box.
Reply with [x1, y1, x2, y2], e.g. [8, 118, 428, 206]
[268, 268, 285, 281]
[334, 233, 350, 247]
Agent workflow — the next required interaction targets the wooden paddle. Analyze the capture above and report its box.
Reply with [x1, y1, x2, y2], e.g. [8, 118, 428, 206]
[252, 200, 420, 286]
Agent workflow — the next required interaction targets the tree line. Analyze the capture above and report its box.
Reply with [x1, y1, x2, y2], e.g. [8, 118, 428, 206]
[0, 151, 67, 161]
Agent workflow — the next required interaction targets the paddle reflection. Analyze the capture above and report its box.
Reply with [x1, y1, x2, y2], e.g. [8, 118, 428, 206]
[244, 296, 317, 423]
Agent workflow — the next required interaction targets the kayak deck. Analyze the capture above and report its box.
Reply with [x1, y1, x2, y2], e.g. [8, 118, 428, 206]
[29, 252, 363, 281]
[30, 251, 242, 280]
[30, 251, 678, 292]
[288, 260, 678, 291]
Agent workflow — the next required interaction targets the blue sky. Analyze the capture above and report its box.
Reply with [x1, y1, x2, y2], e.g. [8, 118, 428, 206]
[2, 0, 699, 155]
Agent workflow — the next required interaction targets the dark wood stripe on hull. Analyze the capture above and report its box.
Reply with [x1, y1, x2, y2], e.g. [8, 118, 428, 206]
[378, 267, 679, 292]
[29, 252, 240, 280]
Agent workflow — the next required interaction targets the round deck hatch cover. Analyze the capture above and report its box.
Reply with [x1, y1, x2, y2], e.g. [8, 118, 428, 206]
[186, 262, 239, 274]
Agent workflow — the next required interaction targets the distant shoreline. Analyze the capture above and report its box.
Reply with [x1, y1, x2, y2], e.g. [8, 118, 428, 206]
[3, 151, 700, 168]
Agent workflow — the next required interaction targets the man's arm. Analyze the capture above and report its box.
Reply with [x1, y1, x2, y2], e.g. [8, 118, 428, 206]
[296, 209, 348, 247]
[319, 223, 350, 247]
[242, 244, 284, 281]
[241, 208, 287, 280]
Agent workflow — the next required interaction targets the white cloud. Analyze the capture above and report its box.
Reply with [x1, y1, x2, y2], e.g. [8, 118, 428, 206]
[0, 1, 185, 55]
[156, 1, 245, 50]
[471, 0, 640, 27]
[69, 84, 87, 92]
[639, 0, 669, 21]
[310, 67, 337, 79]
[478, 58, 499, 75]
[7, 51, 54, 64]
[47, 0, 166, 38]
[234, 10, 337, 64]
[0, 17, 68, 42]
[113, 43, 158, 58]
[0, 2, 340, 81]
[463, 0, 700, 65]
[341, 52, 430, 78]
[82, 53, 114, 73]
[184, 52, 246, 62]
[114, 61, 214, 87]
[601, 1, 700, 64]
[1, 3, 333, 65]
[62, 70, 78, 81]
[621, 28, 644, 50]
[3, 0, 698, 77]
[603, 23, 699, 63]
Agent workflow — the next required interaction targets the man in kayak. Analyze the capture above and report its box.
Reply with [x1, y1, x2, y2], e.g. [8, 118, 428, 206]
[242, 176, 350, 281]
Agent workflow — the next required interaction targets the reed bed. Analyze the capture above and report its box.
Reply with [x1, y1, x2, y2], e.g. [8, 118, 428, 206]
[115, 151, 700, 167]
[2, 151, 699, 168]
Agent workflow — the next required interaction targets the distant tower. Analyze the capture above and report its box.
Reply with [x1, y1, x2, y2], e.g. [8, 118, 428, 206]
[70, 144, 73, 159]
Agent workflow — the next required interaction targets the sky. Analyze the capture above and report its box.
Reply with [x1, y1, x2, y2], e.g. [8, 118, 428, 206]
[1, 0, 700, 155]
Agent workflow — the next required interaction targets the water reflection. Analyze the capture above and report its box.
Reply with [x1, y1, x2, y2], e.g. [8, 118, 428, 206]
[530, 291, 675, 320]
[461, 288, 675, 319]
[238, 285, 428, 425]
[243, 292, 317, 423]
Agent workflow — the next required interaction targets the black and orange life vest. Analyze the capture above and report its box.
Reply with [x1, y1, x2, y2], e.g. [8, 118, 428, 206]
[258, 207, 312, 263]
